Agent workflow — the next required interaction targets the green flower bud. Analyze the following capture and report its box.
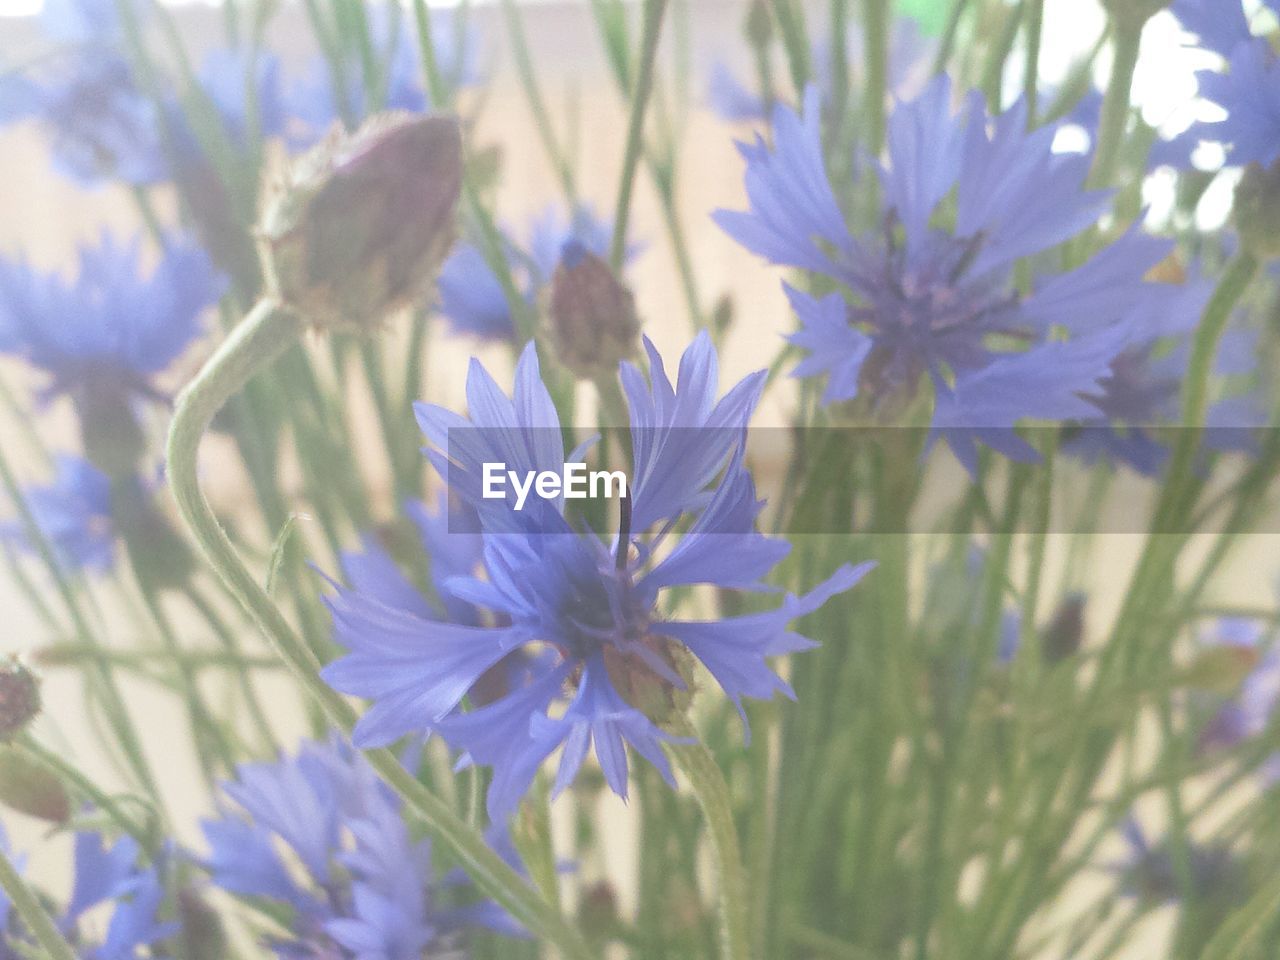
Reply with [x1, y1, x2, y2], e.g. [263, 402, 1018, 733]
[0, 746, 69, 822]
[0, 657, 40, 741]
[257, 112, 464, 332]
[547, 242, 640, 380]
[1234, 160, 1280, 261]
[578, 881, 621, 943]
[1041, 593, 1086, 663]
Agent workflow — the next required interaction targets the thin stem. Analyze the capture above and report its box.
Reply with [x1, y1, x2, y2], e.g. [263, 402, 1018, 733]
[932, 0, 973, 75]
[862, 0, 889, 155]
[666, 715, 750, 960]
[1022, 0, 1045, 127]
[0, 844, 79, 960]
[499, 0, 577, 202]
[1088, 16, 1143, 188]
[610, 0, 669, 271]
[165, 299, 597, 960]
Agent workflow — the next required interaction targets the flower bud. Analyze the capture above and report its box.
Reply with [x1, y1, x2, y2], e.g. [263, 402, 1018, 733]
[0, 658, 40, 741]
[0, 744, 70, 824]
[579, 880, 620, 943]
[1234, 160, 1280, 261]
[257, 112, 464, 332]
[603, 638, 695, 726]
[547, 241, 640, 379]
[1041, 593, 1086, 663]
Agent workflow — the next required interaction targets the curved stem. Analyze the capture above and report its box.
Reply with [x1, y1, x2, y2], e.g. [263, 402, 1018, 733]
[165, 298, 596, 960]
[667, 715, 751, 960]
[0, 844, 78, 960]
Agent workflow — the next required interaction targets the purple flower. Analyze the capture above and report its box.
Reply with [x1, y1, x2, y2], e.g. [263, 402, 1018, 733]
[0, 826, 175, 960]
[1170, 0, 1254, 59]
[0, 233, 223, 412]
[1194, 619, 1279, 757]
[1062, 261, 1261, 475]
[717, 77, 1198, 471]
[323, 334, 873, 816]
[1168, 0, 1280, 169]
[0, 47, 168, 186]
[1113, 817, 1239, 904]
[4, 455, 115, 573]
[204, 737, 513, 959]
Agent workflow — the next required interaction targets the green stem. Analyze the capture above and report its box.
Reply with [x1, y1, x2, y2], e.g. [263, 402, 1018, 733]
[1088, 16, 1142, 188]
[165, 299, 596, 960]
[932, 0, 973, 75]
[862, 0, 889, 155]
[666, 715, 750, 960]
[499, 0, 578, 202]
[1022, 0, 1045, 127]
[0, 844, 78, 960]
[610, 0, 669, 271]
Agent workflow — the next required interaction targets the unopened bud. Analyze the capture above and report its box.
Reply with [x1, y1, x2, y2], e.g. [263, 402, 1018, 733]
[548, 241, 640, 379]
[603, 638, 694, 726]
[0, 658, 40, 741]
[0, 746, 69, 823]
[1234, 160, 1280, 261]
[258, 112, 463, 332]
[1041, 593, 1086, 663]
[178, 887, 228, 960]
[579, 880, 620, 942]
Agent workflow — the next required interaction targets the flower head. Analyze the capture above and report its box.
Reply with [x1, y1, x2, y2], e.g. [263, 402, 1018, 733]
[0, 825, 176, 960]
[323, 334, 873, 816]
[0, 234, 222, 409]
[4, 455, 116, 573]
[1113, 817, 1240, 904]
[717, 78, 1198, 471]
[0, 47, 167, 186]
[203, 737, 513, 958]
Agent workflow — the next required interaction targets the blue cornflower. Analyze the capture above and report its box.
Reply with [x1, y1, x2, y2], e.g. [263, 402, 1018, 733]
[286, 10, 479, 148]
[0, 233, 223, 413]
[4, 455, 115, 573]
[716, 78, 1193, 472]
[1168, 0, 1280, 168]
[436, 205, 631, 340]
[203, 737, 513, 958]
[322, 334, 873, 816]
[1061, 254, 1261, 474]
[0, 827, 176, 960]
[1194, 618, 1280, 759]
[0, 46, 168, 186]
[1111, 817, 1241, 905]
